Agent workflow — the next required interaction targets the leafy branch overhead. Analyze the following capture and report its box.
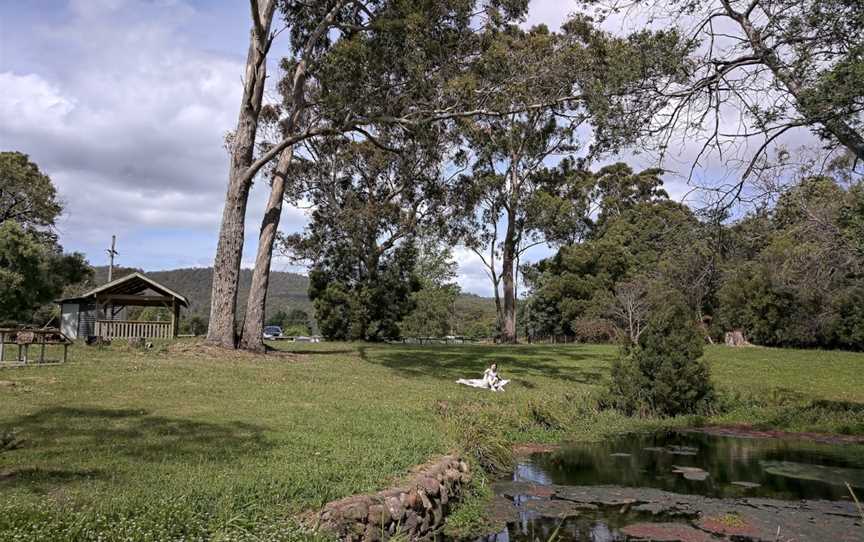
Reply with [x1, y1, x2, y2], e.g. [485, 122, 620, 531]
[583, 0, 864, 195]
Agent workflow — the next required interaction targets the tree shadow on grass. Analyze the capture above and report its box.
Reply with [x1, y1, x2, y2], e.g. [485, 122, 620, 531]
[357, 344, 611, 385]
[275, 348, 356, 355]
[0, 466, 104, 493]
[1, 406, 274, 479]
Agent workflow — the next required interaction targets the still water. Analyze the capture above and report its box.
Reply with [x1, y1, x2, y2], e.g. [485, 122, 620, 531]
[518, 431, 864, 501]
[478, 431, 864, 542]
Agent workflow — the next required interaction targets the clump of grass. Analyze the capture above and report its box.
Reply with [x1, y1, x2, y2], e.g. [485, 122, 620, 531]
[1, 428, 23, 452]
[438, 400, 513, 474]
[442, 474, 496, 539]
[526, 398, 565, 431]
[714, 388, 864, 435]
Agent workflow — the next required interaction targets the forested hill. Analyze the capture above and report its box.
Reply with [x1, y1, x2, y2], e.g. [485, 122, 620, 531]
[86, 266, 499, 332]
[89, 266, 312, 319]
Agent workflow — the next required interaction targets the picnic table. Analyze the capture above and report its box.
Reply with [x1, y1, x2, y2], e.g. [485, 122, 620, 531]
[0, 328, 73, 366]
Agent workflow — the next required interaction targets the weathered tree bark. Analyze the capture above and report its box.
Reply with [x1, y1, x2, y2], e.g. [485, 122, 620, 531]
[500, 162, 519, 344]
[238, 149, 294, 351]
[207, 0, 277, 348]
[500, 233, 517, 344]
[237, 38, 315, 352]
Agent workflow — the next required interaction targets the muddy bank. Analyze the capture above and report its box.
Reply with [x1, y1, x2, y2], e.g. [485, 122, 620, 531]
[681, 424, 864, 445]
[491, 481, 863, 541]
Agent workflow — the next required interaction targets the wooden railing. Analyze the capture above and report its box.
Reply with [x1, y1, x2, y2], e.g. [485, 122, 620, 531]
[95, 320, 173, 340]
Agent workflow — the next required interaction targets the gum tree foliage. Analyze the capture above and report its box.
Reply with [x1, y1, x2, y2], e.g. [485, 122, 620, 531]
[718, 175, 864, 348]
[0, 153, 91, 324]
[398, 242, 461, 338]
[0, 222, 91, 324]
[213, 0, 534, 349]
[0, 151, 63, 237]
[523, 165, 694, 337]
[588, 0, 864, 196]
[526, 162, 864, 349]
[450, 20, 691, 343]
[281, 136, 449, 341]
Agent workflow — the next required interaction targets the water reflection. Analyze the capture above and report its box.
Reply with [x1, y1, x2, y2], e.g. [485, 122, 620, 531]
[478, 431, 864, 542]
[488, 516, 628, 542]
[528, 431, 864, 500]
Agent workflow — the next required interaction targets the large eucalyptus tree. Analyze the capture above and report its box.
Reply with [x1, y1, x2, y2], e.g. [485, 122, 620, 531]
[211, 0, 536, 349]
[451, 19, 691, 343]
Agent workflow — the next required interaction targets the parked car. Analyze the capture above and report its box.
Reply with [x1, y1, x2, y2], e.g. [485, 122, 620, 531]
[263, 326, 283, 340]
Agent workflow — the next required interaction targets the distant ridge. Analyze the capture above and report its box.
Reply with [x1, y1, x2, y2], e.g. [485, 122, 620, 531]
[84, 266, 497, 328]
[90, 266, 312, 319]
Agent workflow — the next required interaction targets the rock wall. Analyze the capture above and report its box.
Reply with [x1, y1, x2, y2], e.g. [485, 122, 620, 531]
[318, 455, 471, 541]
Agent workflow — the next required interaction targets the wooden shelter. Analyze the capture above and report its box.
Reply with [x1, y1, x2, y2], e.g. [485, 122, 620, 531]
[57, 273, 189, 340]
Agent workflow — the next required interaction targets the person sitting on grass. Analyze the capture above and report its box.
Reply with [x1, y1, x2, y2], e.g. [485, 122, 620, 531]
[457, 362, 510, 392]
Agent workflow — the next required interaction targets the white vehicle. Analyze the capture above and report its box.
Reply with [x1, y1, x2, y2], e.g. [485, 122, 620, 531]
[263, 326, 283, 340]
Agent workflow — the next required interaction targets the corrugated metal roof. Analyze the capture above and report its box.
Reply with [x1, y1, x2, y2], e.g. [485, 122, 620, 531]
[56, 272, 189, 307]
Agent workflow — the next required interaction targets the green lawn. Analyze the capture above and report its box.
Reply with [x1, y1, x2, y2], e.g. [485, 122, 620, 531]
[0, 341, 862, 541]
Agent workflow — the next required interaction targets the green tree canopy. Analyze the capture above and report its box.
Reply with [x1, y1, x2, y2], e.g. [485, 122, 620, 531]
[0, 151, 63, 236]
[0, 221, 91, 324]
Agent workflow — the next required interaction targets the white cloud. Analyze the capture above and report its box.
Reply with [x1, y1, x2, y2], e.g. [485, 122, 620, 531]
[0, 0, 309, 275]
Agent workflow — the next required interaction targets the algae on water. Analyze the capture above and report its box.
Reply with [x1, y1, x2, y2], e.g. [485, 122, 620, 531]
[760, 460, 864, 488]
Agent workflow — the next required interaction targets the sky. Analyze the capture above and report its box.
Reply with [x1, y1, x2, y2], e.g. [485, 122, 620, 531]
[0, 0, 817, 296]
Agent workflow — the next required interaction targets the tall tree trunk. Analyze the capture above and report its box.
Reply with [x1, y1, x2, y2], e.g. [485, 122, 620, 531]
[207, 0, 277, 348]
[238, 55, 309, 352]
[500, 210, 517, 344]
[500, 154, 520, 345]
[238, 148, 294, 351]
[492, 279, 503, 337]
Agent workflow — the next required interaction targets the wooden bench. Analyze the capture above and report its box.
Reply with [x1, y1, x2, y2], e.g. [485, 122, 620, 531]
[0, 328, 73, 366]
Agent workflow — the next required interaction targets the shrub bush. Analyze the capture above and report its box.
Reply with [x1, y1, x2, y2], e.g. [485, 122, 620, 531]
[606, 290, 715, 417]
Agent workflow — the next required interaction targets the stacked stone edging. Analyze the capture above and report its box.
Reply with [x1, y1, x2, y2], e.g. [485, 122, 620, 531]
[318, 455, 471, 541]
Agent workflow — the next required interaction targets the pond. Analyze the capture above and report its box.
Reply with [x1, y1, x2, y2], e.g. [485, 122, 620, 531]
[479, 431, 864, 542]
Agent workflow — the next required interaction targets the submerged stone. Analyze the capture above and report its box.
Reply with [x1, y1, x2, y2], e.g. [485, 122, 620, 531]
[521, 499, 582, 518]
[672, 466, 710, 481]
[487, 495, 520, 525]
[619, 522, 714, 542]
[695, 514, 761, 539]
[668, 446, 699, 456]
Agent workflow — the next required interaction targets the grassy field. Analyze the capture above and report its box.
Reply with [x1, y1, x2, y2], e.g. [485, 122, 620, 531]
[0, 341, 862, 540]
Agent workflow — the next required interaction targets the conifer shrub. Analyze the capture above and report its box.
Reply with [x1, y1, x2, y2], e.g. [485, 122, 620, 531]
[606, 289, 715, 417]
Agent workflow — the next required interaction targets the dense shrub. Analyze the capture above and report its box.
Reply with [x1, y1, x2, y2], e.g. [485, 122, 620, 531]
[606, 291, 715, 417]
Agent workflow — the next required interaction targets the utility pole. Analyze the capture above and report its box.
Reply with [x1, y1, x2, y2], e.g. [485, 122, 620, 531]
[106, 235, 118, 283]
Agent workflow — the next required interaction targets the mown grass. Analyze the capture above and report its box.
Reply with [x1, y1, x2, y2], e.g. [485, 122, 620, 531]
[0, 341, 862, 541]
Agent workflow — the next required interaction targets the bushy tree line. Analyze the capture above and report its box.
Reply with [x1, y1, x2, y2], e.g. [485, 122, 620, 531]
[267, 308, 312, 336]
[525, 166, 864, 351]
[0, 152, 92, 325]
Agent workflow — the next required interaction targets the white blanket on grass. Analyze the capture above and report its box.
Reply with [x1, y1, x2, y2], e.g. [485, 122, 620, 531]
[457, 368, 509, 392]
